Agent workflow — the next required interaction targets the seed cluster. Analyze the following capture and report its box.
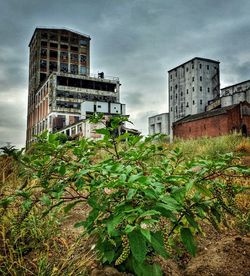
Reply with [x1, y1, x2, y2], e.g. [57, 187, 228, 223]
[115, 235, 130, 266]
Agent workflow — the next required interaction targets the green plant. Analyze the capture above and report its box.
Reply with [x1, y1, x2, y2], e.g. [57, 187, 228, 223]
[1, 116, 249, 275]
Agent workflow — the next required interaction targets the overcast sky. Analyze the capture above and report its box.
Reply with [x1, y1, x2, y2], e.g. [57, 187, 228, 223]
[0, 0, 250, 148]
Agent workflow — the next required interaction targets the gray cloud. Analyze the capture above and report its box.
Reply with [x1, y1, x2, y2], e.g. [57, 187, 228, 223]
[0, 0, 250, 148]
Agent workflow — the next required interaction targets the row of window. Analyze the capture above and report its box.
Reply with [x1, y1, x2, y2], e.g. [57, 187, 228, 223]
[40, 60, 87, 74]
[40, 49, 87, 62]
[40, 32, 88, 46]
[170, 99, 203, 112]
[170, 87, 210, 98]
[41, 41, 86, 51]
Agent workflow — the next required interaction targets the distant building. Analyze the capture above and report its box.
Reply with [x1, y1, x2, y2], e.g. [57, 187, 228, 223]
[168, 57, 220, 136]
[148, 113, 169, 135]
[26, 27, 125, 145]
[173, 101, 250, 139]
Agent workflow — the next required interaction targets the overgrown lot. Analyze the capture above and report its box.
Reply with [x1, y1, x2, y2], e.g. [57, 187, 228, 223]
[0, 117, 249, 275]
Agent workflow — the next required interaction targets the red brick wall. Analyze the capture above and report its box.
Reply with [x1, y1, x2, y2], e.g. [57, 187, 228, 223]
[173, 104, 250, 139]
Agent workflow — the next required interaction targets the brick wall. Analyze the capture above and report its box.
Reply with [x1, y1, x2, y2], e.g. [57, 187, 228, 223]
[173, 103, 250, 139]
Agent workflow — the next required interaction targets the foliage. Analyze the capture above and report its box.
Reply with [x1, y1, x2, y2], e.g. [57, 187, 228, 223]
[0, 117, 249, 275]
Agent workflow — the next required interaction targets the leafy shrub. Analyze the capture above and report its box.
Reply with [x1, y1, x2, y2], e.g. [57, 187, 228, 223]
[1, 117, 249, 275]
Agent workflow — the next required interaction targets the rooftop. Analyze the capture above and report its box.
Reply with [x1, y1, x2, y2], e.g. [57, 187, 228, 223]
[29, 27, 91, 47]
[221, 79, 250, 90]
[168, 57, 220, 73]
[173, 104, 240, 125]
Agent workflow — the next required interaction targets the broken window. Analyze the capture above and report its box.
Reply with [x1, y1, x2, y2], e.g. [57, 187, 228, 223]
[80, 54, 87, 62]
[50, 50, 58, 59]
[60, 63, 68, 73]
[70, 53, 78, 62]
[41, 48, 47, 58]
[41, 41, 47, 47]
[49, 61, 57, 71]
[60, 44, 68, 50]
[40, 60, 47, 70]
[41, 32, 48, 39]
[70, 36, 78, 44]
[71, 46, 78, 52]
[60, 51, 68, 61]
[50, 33, 58, 41]
[79, 39, 87, 46]
[70, 64, 78, 74]
[61, 35, 68, 43]
[50, 42, 58, 49]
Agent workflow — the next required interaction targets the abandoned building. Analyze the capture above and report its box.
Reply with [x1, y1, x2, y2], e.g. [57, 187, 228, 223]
[173, 101, 250, 139]
[168, 57, 220, 137]
[26, 27, 126, 145]
[148, 113, 170, 135]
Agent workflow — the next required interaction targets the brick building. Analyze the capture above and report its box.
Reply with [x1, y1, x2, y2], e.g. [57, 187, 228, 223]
[173, 101, 250, 139]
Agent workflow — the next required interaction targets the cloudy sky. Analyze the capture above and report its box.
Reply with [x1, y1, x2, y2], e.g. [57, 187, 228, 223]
[0, 0, 250, 148]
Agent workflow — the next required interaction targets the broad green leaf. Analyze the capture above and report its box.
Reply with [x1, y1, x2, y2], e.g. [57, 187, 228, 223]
[180, 227, 196, 256]
[150, 232, 169, 258]
[139, 210, 161, 217]
[128, 174, 143, 183]
[107, 214, 123, 236]
[128, 230, 147, 263]
[140, 228, 151, 242]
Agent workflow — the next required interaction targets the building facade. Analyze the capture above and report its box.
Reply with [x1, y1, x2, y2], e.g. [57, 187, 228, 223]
[26, 27, 122, 145]
[173, 101, 250, 139]
[148, 113, 170, 135]
[168, 57, 220, 135]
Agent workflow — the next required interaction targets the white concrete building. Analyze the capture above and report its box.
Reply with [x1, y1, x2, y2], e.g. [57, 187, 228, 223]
[148, 113, 170, 135]
[168, 57, 220, 136]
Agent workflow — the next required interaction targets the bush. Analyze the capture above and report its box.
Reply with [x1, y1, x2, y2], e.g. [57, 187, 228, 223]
[1, 117, 249, 275]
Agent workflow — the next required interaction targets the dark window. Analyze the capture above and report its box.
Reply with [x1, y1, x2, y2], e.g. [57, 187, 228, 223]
[208, 87, 210, 92]
[41, 41, 47, 47]
[50, 50, 58, 59]
[61, 36, 68, 43]
[175, 84, 178, 89]
[40, 60, 47, 70]
[49, 61, 57, 71]
[41, 32, 48, 39]
[200, 99, 202, 104]
[186, 102, 189, 107]
[192, 63, 194, 69]
[60, 51, 68, 61]
[60, 63, 68, 73]
[186, 67, 189, 72]
[71, 46, 78, 52]
[60, 44, 68, 50]
[71, 53, 78, 62]
[175, 71, 177, 77]
[199, 64, 202, 69]
[207, 65, 209, 70]
[192, 87, 195, 92]
[70, 36, 78, 44]
[40, 73, 46, 82]
[192, 77, 194, 82]
[175, 94, 177, 99]
[200, 76, 202, 81]
[170, 107, 172, 111]
[50, 33, 58, 41]
[181, 91, 183, 96]
[170, 74, 172, 80]
[170, 86, 172, 91]
[186, 89, 189, 94]
[70, 64, 78, 74]
[170, 95, 172, 100]
[41, 48, 47, 58]
[50, 42, 58, 48]
[193, 100, 195, 105]
[200, 86, 202, 91]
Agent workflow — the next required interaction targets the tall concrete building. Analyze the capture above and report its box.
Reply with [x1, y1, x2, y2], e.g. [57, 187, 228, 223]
[26, 27, 121, 145]
[168, 57, 220, 135]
